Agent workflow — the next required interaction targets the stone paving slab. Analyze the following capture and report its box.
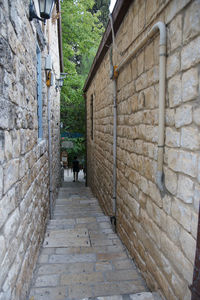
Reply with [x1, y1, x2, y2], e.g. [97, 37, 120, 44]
[28, 179, 161, 300]
[81, 292, 156, 300]
[43, 228, 90, 248]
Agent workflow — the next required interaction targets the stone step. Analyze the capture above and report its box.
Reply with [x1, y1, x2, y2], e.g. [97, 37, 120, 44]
[80, 292, 162, 300]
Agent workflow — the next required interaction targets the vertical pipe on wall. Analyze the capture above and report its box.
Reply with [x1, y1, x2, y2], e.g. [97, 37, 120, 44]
[47, 86, 53, 218]
[109, 45, 117, 229]
[154, 22, 167, 195]
[113, 78, 117, 217]
[84, 93, 88, 187]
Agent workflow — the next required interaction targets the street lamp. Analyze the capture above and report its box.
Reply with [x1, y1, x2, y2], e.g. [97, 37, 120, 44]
[29, 0, 56, 22]
[55, 73, 67, 91]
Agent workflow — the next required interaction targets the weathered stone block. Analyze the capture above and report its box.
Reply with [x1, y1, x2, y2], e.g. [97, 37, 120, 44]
[165, 127, 180, 147]
[148, 181, 162, 208]
[12, 130, 20, 158]
[168, 14, 182, 51]
[35, 274, 59, 287]
[167, 52, 180, 79]
[0, 187, 15, 229]
[166, 215, 181, 244]
[4, 131, 13, 161]
[0, 7, 8, 39]
[137, 51, 144, 76]
[171, 198, 191, 231]
[146, 0, 158, 22]
[165, 108, 175, 126]
[138, 3, 145, 32]
[194, 184, 200, 213]
[181, 36, 200, 70]
[160, 232, 193, 283]
[145, 42, 154, 71]
[135, 73, 148, 91]
[3, 159, 19, 193]
[177, 174, 194, 203]
[2, 243, 24, 295]
[179, 228, 196, 264]
[175, 105, 192, 128]
[168, 149, 197, 177]
[146, 199, 166, 230]
[0, 37, 13, 72]
[191, 211, 198, 239]
[165, 0, 190, 24]
[4, 208, 20, 246]
[147, 66, 159, 86]
[140, 176, 149, 195]
[28, 287, 67, 300]
[0, 235, 6, 265]
[181, 127, 200, 150]
[193, 105, 200, 126]
[0, 99, 15, 130]
[61, 271, 104, 285]
[164, 167, 177, 195]
[163, 195, 172, 215]
[143, 87, 156, 110]
[141, 209, 161, 248]
[0, 130, 4, 164]
[168, 74, 181, 108]
[127, 194, 140, 219]
[182, 68, 198, 102]
[183, 0, 200, 43]
[171, 271, 189, 300]
[0, 165, 2, 198]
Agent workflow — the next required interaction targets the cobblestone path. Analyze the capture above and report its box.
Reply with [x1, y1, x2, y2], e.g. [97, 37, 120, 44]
[28, 174, 160, 300]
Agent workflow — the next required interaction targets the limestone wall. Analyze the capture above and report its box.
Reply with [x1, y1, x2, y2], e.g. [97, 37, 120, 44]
[0, 1, 61, 299]
[86, 0, 200, 299]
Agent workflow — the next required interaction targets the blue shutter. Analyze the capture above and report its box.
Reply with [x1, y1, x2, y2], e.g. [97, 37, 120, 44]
[37, 46, 43, 139]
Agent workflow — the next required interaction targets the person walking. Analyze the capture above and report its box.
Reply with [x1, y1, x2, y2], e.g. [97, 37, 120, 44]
[72, 156, 80, 182]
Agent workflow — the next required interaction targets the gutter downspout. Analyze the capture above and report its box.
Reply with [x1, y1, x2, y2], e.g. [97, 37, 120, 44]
[46, 19, 53, 218]
[110, 46, 117, 230]
[116, 22, 166, 196]
[47, 86, 53, 218]
[154, 22, 167, 196]
[84, 93, 88, 187]
[113, 78, 117, 222]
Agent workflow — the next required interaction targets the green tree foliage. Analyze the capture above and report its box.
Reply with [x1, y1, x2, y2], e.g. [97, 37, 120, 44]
[61, 0, 109, 158]
[90, 0, 110, 28]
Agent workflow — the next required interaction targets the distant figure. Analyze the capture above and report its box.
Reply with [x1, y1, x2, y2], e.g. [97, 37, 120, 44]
[82, 159, 86, 179]
[72, 156, 79, 182]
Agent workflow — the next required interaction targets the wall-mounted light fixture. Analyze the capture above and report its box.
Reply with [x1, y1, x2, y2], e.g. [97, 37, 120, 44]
[55, 73, 67, 91]
[29, 0, 56, 23]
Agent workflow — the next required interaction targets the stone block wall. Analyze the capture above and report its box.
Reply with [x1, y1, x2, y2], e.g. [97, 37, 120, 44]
[0, 1, 61, 299]
[86, 0, 200, 299]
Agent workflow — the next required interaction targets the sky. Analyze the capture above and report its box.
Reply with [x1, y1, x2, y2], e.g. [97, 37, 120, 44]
[109, 0, 117, 12]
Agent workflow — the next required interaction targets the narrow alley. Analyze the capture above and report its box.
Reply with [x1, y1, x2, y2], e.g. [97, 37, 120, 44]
[28, 171, 160, 300]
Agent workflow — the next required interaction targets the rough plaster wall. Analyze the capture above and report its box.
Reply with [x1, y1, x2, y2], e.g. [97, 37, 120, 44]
[86, 0, 200, 299]
[0, 1, 60, 299]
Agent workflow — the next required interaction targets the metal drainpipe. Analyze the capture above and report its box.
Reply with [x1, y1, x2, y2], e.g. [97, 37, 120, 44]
[84, 93, 88, 187]
[113, 78, 117, 219]
[110, 46, 117, 230]
[47, 85, 53, 219]
[45, 54, 53, 219]
[154, 22, 167, 196]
